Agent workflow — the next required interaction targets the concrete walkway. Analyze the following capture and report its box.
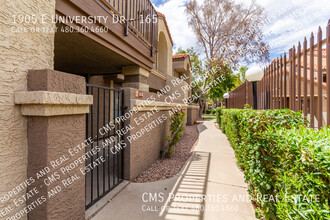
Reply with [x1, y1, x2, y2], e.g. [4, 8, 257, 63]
[91, 119, 257, 220]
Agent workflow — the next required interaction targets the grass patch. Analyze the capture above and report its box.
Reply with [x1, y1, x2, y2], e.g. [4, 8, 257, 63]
[202, 115, 216, 119]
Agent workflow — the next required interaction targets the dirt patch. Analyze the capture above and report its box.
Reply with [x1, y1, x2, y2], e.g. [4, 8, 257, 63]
[133, 124, 199, 183]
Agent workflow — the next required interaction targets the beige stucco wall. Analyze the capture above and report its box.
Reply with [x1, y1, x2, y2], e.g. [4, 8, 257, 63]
[157, 18, 173, 76]
[187, 105, 199, 126]
[123, 88, 187, 179]
[0, 1, 55, 219]
[173, 57, 192, 98]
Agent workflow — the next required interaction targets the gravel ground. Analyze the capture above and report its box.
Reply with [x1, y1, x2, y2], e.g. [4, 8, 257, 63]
[133, 124, 199, 183]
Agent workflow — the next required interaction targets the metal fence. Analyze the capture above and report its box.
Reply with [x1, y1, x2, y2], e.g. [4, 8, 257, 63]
[227, 82, 251, 109]
[85, 84, 125, 209]
[228, 20, 330, 129]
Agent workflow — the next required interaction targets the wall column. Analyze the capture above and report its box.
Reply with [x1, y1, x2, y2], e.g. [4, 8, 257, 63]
[0, 1, 56, 219]
[122, 66, 150, 92]
[14, 70, 93, 220]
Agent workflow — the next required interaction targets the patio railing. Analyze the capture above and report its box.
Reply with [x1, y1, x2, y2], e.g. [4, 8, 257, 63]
[96, 0, 158, 56]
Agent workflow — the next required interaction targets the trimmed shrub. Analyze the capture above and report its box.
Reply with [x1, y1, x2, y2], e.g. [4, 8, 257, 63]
[206, 109, 216, 115]
[215, 106, 226, 125]
[218, 108, 330, 219]
[220, 108, 243, 149]
[271, 128, 330, 219]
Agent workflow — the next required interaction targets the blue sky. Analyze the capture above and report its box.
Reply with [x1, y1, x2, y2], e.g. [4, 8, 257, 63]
[150, 0, 330, 66]
[152, 0, 170, 6]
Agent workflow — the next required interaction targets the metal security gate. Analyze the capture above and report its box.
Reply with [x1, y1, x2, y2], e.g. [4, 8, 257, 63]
[85, 84, 124, 209]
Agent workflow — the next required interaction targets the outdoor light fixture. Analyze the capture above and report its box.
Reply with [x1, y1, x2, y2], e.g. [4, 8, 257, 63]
[246, 66, 264, 109]
[223, 92, 229, 108]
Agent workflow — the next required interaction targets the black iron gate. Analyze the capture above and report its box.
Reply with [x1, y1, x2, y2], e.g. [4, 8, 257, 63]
[85, 84, 125, 209]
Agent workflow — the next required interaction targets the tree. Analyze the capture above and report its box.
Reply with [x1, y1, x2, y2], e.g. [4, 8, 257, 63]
[234, 66, 248, 87]
[185, 0, 269, 117]
[207, 64, 238, 105]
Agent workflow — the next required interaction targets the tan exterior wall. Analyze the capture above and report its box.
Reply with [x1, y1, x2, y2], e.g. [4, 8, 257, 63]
[166, 74, 189, 100]
[173, 57, 192, 98]
[123, 88, 187, 179]
[128, 110, 171, 179]
[0, 1, 55, 219]
[148, 73, 167, 92]
[157, 18, 173, 76]
[24, 70, 87, 220]
[88, 75, 111, 88]
[27, 115, 86, 220]
[187, 105, 199, 126]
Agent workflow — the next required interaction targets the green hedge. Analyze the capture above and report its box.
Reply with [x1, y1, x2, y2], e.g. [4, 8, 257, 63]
[206, 109, 216, 114]
[217, 108, 330, 219]
[220, 108, 242, 149]
[215, 106, 226, 125]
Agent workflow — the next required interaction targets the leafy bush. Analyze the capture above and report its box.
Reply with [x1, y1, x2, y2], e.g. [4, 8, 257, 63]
[218, 108, 330, 219]
[162, 110, 186, 158]
[206, 109, 216, 114]
[272, 128, 330, 219]
[215, 106, 226, 125]
[220, 108, 243, 149]
[169, 111, 186, 147]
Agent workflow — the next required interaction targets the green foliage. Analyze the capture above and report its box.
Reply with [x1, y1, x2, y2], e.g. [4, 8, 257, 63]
[218, 108, 330, 219]
[219, 108, 243, 149]
[207, 64, 238, 102]
[272, 128, 330, 219]
[164, 111, 186, 157]
[234, 66, 248, 87]
[206, 109, 216, 114]
[176, 47, 203, 75]
[215, 106, 226, 126]
[202, 115, 217, 119]
[244, 103, 252, 110]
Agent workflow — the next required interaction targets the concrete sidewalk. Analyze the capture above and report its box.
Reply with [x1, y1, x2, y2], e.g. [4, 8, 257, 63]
[91, 119, 256, 220]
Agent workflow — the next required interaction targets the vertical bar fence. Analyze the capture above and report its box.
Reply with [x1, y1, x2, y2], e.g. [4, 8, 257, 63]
[227, 20, 330, 129]
[85, 84, 125, 209]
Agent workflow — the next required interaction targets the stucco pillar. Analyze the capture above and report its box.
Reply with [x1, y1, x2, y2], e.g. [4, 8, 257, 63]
[0, 1, 56, 219]
[14, 70, 92, 220]
[122, 66, 150, 92]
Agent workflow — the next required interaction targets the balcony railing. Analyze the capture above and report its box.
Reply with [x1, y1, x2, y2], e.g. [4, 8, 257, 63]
[96, 0, 158, 56]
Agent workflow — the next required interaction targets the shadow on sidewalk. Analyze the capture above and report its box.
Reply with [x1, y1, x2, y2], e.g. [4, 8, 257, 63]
[197, 121, 208, 133]
[159, 151, 211, 220]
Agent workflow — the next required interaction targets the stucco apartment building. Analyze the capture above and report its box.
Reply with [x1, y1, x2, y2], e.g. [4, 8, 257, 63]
[0, 1, 199, 219]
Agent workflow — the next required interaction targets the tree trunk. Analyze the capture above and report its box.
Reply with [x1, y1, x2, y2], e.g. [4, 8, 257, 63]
[198, 97, 205, 119]
[197, 63, 216, 119]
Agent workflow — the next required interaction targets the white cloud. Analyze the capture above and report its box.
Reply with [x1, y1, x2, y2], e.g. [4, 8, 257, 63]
[153, 0, 330, 62]
[155, 0, 197, 53]
[260, 0, 330, 61]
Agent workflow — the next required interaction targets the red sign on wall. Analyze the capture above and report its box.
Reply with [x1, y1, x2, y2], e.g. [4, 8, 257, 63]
[136, 91, 143, 98]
